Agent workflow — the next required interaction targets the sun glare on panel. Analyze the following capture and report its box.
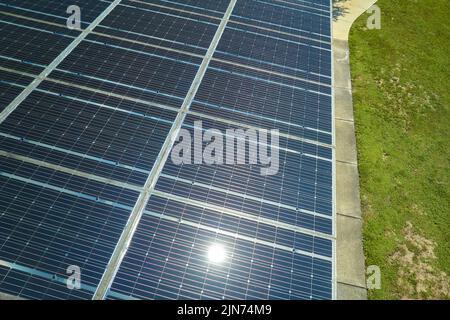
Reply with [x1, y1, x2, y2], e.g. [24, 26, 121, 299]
[207, 243, 226, 264]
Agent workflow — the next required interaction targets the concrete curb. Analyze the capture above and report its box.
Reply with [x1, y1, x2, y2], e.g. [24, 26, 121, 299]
[332, 0, 378, 300]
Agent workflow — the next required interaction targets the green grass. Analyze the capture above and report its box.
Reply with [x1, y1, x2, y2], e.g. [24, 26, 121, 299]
[348, 0, 450, 299]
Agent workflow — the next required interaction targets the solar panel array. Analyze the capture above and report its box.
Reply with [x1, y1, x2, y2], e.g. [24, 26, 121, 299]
[0, 0, 335, 300]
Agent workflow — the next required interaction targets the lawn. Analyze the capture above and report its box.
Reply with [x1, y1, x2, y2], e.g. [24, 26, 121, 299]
[348, 0, 450, 299]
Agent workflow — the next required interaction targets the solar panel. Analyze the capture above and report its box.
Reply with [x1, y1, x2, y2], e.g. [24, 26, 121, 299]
[0, 0, 335, 300]
[0, 156, 139, 299]
[108, 214, 332, 300]
[0, 0, 114, 71]
[104, 0, 335, 300]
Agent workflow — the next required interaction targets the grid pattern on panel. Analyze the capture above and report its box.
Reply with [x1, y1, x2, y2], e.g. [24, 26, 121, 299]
[143, 195, 332, 256]
[108, 213, 332, 300]
[0, 70, 35, 113]
[193, 63, 332, 136]
[0, 0, 114, 75]
[0, 18, 72, 72]
[0, 90, 176, 174]
[1, 0, 114, 24]
[157, 145, 333, 219]
[123, 0, 231, 17]
[0, 14, 75, 57]
[105, 0, 335, 300]
[231, 0, 331, 43]
[215, 26, 332, 84]
[0, 0, 211, 299]
[0, 0, 334, 300]
[52, 40, 200, 103]
[97, 1, 220, 55]
[0, 155, 139, 299]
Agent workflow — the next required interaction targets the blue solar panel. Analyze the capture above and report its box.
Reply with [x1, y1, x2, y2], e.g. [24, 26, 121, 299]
[136, 0, 231, 17]
[0, 0, 114, 26]
[0, 70, 34, 112]
[231, 0, 331, 42]
[0, 157, 138, 299]
[0, 0, 115, 111]
[0, 0, 115, 70]
[143, 195, 333, 256]
[0, 19, 72, 69]
[0, 90, 176, 173]
[216, 26, 332, 79]
[108, 214, 332, 300]
[0, 0, 335, 300]
[97, 2, 220, 55]
[194, 62, 332, 133]
[105, 0, 335, 300]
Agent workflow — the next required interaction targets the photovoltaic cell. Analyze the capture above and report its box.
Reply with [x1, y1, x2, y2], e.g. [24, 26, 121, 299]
[132, 0, 231, 17]
[231, 0, 331, 42]
[194, 63, 332, 134]
[0, 10, 78, 38]
[0, 0, 335, 300]
[57, 41, 199, 89]
[105, 0, 335, 300]
[189, 101, 332, 145]
[0, 134, 149, 186]
[0, 21, 71, 71]
[183, 113, 333, 158]
[144, 195, 332, 256]
[157, 141, 333, 217]
[0, 0, 113, 26]
[215, 27, 332, 83]
[0, 0, 114, 80]
[0, 156, 138, 299]
[0, 90, 176, 173]
[0, 22, 73, 69]
[0, 70, 34, 112]
[98, 3, 220, 54]
[108, 214, 332, 300]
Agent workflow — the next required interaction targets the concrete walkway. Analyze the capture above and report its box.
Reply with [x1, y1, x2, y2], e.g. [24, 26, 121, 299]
[333, 0, 377, 300]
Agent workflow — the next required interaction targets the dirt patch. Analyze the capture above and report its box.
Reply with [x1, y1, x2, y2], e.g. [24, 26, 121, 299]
[390, 221, 450, 299]
[375, 64, 438, 132]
